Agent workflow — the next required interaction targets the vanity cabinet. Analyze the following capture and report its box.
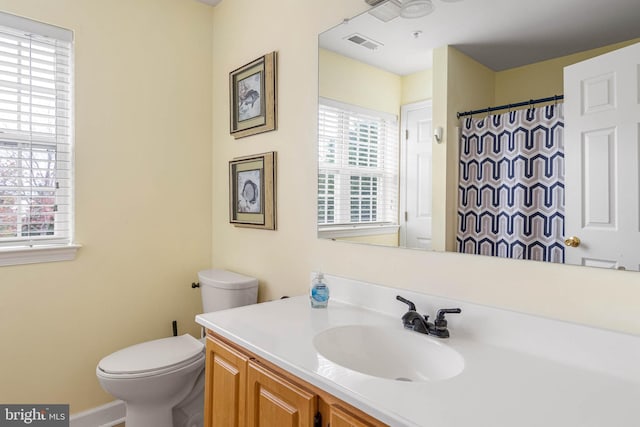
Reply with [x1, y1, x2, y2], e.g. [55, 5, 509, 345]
[204, 331, 387, 427]
[247, 359, 316, 427]
[204, 334, 248, 427]
[327, 405, 379, 427]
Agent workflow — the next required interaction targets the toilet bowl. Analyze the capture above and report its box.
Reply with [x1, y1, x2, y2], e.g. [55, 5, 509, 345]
[172, 365, 206, 427]
[97, 334, 205, 427]
[96, 269, 258, 427]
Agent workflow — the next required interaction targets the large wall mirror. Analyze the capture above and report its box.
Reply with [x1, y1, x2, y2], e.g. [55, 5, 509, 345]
[317, 0, 640, 271]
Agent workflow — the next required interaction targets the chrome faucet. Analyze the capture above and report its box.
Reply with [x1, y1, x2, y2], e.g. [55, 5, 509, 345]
[396, 295, 461, 338]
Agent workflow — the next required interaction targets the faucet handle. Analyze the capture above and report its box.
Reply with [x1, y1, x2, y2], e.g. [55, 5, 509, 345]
[396, 295, 416, 311]
[434, 308, 462, 329]
[430, 308, 461, 338]
[436, 308, 462, 321]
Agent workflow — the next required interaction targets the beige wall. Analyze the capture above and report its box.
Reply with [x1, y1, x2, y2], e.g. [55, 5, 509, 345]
[430, 46, 449, 252]
[319, 48, 433, 113]
[401, 68, 433, 105]
[0, 0, 213, 413]
[318, 48, 401, 115]
[495, 38, 640, 105]
[211, 0, 640, 345]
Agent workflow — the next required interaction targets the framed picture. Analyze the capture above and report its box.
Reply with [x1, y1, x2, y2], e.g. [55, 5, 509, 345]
[229, 151, 277, 229]
[229, 52, 277, 139]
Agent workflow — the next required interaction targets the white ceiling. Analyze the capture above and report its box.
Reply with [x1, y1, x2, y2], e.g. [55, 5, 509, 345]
[319, 0, 640, 75]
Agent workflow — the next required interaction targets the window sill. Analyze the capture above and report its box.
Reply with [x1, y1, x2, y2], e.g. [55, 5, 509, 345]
[0, 244, 81, 267]
[319, 224, 399, 239]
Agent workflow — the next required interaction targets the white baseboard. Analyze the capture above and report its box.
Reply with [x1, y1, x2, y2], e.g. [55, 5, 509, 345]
[70, 400, 125, 427]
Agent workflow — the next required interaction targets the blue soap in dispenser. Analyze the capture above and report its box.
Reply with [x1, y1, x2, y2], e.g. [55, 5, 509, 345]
[310, 272, 329, 308]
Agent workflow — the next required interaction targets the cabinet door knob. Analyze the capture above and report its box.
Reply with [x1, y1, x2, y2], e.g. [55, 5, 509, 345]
[565, 236, 581, 247]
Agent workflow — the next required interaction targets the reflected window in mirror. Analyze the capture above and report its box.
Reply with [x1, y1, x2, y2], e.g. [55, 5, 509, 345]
[318, 98, 399, 240]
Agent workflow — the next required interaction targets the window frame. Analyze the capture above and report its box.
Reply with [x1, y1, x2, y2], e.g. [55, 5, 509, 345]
[0, 12, 78, 266]
[318, 97, 399, 238]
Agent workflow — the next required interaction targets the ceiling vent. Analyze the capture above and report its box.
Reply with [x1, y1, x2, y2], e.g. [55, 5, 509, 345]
[345, 33, 383, 51]
[367, 0, 401, 22]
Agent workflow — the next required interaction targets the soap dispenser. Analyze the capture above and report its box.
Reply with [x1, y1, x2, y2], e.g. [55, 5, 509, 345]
[310, 272, 330, 308]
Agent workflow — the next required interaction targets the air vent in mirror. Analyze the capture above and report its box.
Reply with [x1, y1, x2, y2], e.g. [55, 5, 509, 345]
[345, 33, 383, 51]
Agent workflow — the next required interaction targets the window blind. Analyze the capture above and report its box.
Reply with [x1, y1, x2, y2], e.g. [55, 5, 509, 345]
[318, 98, 399, 227]
[0, 14, 73, 248]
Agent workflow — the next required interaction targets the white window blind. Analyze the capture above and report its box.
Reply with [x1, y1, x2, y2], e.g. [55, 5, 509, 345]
[318, 98, 399, 227]
[0, 13, 73, 249]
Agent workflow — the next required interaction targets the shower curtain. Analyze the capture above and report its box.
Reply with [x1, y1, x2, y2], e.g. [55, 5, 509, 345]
[457, 104, 564, 263]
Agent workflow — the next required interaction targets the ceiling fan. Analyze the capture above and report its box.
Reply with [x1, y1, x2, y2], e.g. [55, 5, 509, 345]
[365, 0, 462, 20]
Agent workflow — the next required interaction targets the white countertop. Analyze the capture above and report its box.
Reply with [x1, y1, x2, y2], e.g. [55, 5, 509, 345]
[195, 276, 640, 427]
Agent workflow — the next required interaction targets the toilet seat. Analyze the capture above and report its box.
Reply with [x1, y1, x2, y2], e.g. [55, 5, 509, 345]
[97, 334, 204, 379]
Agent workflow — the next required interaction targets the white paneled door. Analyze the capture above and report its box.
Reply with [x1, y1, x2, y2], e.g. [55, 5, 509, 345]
[400, 101, 433, 250]
[564, 42, 640, 270]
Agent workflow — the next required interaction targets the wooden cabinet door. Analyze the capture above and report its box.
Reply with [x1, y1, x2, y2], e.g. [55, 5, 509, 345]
[246, 359, 317, 427]
[329, 404, 386, 427]
[204, 336, 248, 427]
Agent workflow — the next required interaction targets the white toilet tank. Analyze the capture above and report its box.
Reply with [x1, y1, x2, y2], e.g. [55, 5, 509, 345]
[198, 269, 258, 313]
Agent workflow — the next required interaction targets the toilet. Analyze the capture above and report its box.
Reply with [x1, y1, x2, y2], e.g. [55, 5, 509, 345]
[96, 269, 258, 427]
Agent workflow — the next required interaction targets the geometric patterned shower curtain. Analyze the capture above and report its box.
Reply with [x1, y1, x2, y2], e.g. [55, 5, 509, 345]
[457, 104, 565, 263]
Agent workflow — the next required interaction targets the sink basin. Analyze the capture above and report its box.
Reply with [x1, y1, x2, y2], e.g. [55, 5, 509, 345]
[313, 325, 464, 382]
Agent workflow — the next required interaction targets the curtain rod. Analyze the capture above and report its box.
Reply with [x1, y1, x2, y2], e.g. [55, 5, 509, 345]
[456, 94, 564, 119]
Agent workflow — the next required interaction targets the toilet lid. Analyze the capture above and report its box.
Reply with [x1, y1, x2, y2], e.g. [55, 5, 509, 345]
[98, 334, 204, 375]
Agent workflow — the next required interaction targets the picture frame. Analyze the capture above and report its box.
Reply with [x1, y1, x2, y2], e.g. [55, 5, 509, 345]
[229, 51, 277, 139]
[229, 151, 277, 230]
